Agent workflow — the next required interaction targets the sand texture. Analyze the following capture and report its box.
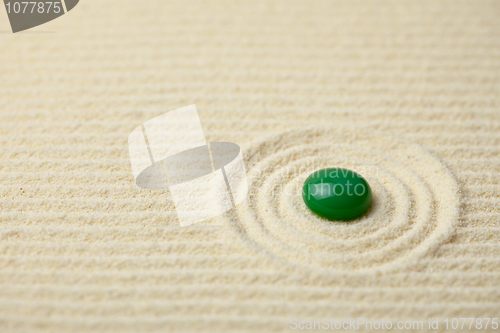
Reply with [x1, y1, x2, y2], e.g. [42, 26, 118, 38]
[0, 0, 499, 332]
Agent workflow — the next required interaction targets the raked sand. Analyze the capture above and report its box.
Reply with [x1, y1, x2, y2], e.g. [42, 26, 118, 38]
[0, 0, 499, 332]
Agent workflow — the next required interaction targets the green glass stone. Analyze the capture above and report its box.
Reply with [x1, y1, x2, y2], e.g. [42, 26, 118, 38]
[302, 168, 372, 220]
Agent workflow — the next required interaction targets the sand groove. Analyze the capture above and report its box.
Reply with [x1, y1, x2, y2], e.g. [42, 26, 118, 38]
[227, 127, 460, 272]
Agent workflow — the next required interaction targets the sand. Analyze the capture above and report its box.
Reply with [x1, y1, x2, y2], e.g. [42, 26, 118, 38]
[0, 0, 499, 332]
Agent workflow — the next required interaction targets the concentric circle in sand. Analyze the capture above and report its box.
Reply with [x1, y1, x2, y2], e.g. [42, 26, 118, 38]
[227, 127, 460, 272]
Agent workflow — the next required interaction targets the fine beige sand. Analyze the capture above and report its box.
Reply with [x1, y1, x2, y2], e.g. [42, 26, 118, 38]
[0, 0, 499, 332]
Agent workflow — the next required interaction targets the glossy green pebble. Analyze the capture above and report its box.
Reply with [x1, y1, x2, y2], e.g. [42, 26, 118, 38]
[302, 168, 372, 220]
